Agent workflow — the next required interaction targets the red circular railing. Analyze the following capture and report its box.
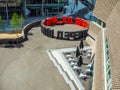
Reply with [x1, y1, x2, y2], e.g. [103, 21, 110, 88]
[43, 16, 89, 28]
[41, 16, 89, 40]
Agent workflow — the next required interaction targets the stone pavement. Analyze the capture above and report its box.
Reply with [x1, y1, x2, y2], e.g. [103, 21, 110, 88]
[0, 26, 80, 90]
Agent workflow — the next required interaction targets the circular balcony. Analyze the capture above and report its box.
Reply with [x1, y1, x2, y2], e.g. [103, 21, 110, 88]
[41, 16, 89, 40]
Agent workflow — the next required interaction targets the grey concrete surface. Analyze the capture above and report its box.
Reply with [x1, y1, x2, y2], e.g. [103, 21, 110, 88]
[0, 26, 80, 90]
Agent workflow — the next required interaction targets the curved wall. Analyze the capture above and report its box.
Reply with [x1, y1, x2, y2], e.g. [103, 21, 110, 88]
[22, 20, 41, 40]
[94, 0, 118, 22]
[87, 22, 105, 90]
[106, 1, 120, 89]
[88, 0, 120, 90]
[0, 20, 41, 44]
[41, 16, 89, 40]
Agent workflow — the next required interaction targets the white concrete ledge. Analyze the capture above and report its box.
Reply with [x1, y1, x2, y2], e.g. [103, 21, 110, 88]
[47, 50, 76, 90]
[47, 47, 85, 90]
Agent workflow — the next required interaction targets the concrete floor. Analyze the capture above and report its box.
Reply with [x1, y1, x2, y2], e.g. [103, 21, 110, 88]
[0, 26, 80, 90]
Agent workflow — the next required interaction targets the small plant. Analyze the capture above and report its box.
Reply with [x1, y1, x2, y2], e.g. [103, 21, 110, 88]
[0, 15, 3, 32]
[10, 12, 23, 31]
[0, 15, 2, 24]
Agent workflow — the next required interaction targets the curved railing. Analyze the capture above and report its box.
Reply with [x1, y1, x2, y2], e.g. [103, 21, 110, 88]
[41, 16, 89, 40]
[0, 19, 41, 44]
[22, 20, 41, 40]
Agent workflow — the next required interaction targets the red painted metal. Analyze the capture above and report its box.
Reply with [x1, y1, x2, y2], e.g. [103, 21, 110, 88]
[67, 16, 73, 24]
[43, 16, 89, 28]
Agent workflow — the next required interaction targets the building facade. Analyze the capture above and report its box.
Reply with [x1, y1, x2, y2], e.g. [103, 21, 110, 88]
[0, 0, 64, 19]
[86, 0, 120, 90]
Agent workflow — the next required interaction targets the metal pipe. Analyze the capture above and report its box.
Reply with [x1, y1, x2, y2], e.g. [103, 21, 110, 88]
[58, 0, 59, 15]
[24, 0, 27, 17]
[42, 0, 44, 16]
[5, 0, 9, 20]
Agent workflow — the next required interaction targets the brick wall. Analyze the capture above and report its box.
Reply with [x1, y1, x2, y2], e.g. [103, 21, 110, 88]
[106, 1, 120, 89]
[88, 22, 105, 90]
[88, 0, 120, 89]
[93, 0, 118, 22]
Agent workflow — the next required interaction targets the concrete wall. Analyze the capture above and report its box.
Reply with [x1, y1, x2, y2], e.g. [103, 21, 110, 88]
[88, 0, 120, 89]
[87, 22, 104, 90]
[106, 1, 120, 89]
[93, 0, 118, 22]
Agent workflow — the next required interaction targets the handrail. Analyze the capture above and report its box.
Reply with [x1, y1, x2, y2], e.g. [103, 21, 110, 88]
[26, 4, 64, 7]
[41, 16, 89, 40]
[91, 16, 112, 90]
[22, 20, 41, 40]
